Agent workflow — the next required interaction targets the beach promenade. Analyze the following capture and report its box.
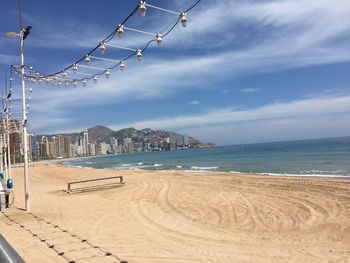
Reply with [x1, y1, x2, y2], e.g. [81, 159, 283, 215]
[1, 164, 350, 262]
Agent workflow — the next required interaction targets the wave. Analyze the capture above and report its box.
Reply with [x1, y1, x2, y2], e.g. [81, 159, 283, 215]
[70, 165, 92, 169]
[262, 172, 350, 178]
[191, 166, 219, 170]
[228, 170, 350, 178]
[300, 169, 347, 174]
[134, 165, 157, 169]
[154, 164, 163, 167]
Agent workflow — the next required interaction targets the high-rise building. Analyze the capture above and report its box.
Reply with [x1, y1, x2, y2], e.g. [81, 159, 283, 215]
[183, 134, 190, 146]
[49, 138, 57, 158]
[100, 142, 108, 155]
[123, 137, 134, 153]
[42, 136, 50, 157]
[27, 133, 34, 161]
[57, 135, 65, 157]
[83, 131, 89, 156]
[89, 143, 96, 156]
[111, 137, 118, 154]
[75, 140, 83, 156]
[69, 143, 76, 158]
[169, 134, 176, 150]
[176, 134, 184, 147]
[63, 136, 71, 158]
[8, 120, 21, 162]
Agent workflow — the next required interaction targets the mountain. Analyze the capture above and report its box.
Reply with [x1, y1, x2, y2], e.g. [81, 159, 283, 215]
[87, 125, 113, 144]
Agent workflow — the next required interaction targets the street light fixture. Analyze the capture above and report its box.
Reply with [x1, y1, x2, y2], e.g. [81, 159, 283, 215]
[5, 0, 32, 212]
[6, 32, 19, 38]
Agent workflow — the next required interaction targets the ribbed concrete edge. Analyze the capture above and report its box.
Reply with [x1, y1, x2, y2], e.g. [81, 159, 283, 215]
[0, 234, 25, 263]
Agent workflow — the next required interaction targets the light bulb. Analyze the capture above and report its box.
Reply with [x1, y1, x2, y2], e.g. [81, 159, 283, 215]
[117, 25, 124, 37]
[28, 97, 31, 101]
[85, 55, 91, 65]
[119, 60, 125, 71]
[62, 70, 67, 78]
[45, 78, 49, 85]
[99, 42, 106, 55]
[139, 0, 146, 16]
[93, 75, 98, 84]
[29, 88, 33, 93]
[156, 34, 163, 45]
[53, 75, 58, 82]
[181, 13, 187, 27]
[73, 80, 77, 88]
[9, 78, 12, 82]
[27, 104, 30, 109]
[136, 49, 142, 61]
[105, 69, 111, 79]
[83, 78, 87, 87]
[72, 64, 78, 73]
[65, 81, 69, 86]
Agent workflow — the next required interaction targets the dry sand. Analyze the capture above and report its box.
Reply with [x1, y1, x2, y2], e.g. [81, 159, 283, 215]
[1, 164, 350, 263]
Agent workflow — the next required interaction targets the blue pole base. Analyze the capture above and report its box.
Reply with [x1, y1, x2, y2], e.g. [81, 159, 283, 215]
[7, 179, 13, 189]
[0, 172, 3, 180]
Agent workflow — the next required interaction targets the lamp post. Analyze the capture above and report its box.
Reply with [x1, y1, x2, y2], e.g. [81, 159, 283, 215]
[6, 0, 31, 212]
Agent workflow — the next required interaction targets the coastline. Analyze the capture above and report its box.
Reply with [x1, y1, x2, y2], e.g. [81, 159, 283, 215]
[60, 157, 350, 180]
[0, 163, 349, 262]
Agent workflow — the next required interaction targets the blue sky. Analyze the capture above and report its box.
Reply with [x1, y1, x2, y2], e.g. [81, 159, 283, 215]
[1, 0, 350, 145]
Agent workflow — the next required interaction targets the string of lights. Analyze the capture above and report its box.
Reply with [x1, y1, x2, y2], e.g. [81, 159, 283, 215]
[3, 70, 32, 132]
[11, 0, 201, 88]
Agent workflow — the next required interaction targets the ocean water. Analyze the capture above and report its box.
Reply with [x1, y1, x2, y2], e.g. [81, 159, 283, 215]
[63, 137, 350, 177]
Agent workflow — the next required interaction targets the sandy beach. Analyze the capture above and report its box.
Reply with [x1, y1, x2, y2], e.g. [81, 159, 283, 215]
[1, 164, 350, 263]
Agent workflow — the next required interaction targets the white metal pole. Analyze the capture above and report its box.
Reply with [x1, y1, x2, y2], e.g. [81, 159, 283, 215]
[3, 121, 8, 182]
[20, 29, 30, 212]
[0, 145, 3, 173]
[6, 112, 12, 181]
[0, 121, 4, 176]
[0, 129, 3, 174]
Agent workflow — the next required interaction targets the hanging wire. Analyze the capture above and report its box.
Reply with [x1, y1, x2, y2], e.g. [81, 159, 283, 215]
[11, 0, 201, 87]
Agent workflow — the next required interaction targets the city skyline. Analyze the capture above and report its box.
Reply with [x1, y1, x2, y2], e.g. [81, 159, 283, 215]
[31, 125, 194, 160]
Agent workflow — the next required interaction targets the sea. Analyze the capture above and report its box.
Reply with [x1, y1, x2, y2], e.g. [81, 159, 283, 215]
[62, 136, 350, 178]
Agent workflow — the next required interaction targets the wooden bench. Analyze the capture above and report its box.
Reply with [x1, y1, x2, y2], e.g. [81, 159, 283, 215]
[67, 175, 124, 193]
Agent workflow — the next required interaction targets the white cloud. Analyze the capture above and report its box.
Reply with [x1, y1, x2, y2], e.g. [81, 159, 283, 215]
[189, 100, 200, 105]
[106, 93, 350, 132]
[30, 92, 350, 143]
[241, 88, 259, 93]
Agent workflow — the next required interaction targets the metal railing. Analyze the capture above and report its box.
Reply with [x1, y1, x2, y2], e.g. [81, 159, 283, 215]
[0, 234, 25, 263]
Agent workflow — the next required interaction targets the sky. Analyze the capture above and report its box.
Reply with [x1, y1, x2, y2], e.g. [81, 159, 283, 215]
[0, 0, 350, 145]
